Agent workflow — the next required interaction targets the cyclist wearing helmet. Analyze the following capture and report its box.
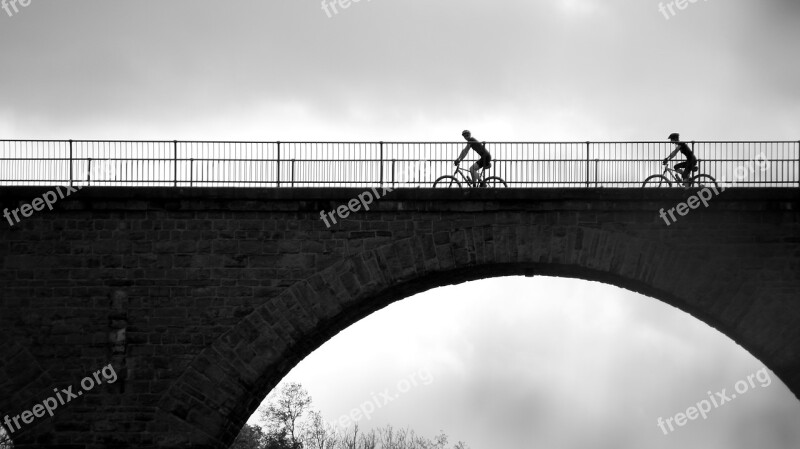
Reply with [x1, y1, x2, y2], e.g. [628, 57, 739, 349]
[663, 132, 697, 187]
[455, 130, 492, 187]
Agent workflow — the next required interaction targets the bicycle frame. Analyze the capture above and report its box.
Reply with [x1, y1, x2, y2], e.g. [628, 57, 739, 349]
[662, 165, 706, 187]
[452, 164, 487, 186]
[662, 166, 684, 183]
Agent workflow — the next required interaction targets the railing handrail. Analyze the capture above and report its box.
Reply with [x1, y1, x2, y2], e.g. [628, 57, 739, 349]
[1, 140, 797, 188]
[0, 139, 798, 144]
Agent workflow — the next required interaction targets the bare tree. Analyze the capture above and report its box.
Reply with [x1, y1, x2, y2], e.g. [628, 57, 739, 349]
[379, 425, 413, 449]
[340, 423, 359, 449]
[304, 410, 338, 449]
[409, 432, 426, 449]
[428, 431, 448, 449]
[338, 423, 378, 449]
[378, 425, 396, 449]
[359, 428, 377, 449]
[261, 382, 313, 448]
[375, 425, 464, 449]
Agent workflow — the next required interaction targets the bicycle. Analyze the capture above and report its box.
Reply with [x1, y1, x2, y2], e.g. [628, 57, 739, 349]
[642, 162, 718, 189]
[433, 161, 507, 188]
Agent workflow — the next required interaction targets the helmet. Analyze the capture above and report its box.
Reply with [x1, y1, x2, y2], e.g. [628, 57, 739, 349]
[668, 133, 680, 141]
[462, 130, 471, 136]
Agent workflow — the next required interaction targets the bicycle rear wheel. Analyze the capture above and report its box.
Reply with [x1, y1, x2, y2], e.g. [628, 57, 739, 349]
[641, 175, 672, 188]
[433, 175, 462, 188]
[482, 176, 507, 188]
[691, 174, 718, 190]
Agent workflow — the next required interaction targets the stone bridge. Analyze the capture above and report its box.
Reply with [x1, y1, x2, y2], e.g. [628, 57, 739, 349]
[0, 187, 798, 448]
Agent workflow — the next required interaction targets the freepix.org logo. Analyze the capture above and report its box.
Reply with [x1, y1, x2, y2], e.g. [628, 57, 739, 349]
[320, 0, 373, 18]
[328, 368, 434, 429]
[658, 0, 710, 20]
[657, 153, 769, 227]
[319, 159, 430, 228]
[1, 0, 32, 17]
[2, 364, 118, 436]
[656, 367, 772, 435]
[3, 160, 119, 228]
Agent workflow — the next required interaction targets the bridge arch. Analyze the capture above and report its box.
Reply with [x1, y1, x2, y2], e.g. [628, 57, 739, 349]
[161, 225, 791, 449]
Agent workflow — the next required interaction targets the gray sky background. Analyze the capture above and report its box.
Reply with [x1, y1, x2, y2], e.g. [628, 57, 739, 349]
[2, 1, 799, 448]
[0, 0, 798, 141]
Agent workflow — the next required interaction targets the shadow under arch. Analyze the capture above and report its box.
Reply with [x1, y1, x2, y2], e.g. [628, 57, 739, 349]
[158, 230, 800, 449]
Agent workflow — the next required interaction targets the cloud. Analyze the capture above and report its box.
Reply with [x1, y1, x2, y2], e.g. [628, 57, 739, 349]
[0, 0, 797, 141]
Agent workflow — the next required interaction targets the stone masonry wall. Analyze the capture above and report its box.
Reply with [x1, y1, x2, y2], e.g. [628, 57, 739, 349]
[0, 187, 797, 448]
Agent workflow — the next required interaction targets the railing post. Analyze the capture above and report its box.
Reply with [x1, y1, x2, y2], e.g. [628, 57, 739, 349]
[276, 141, 281, 188]
[68, 139, 73, 187]
[173, 140, 178, 187]
[797, 140, 799, 188]
[189, 158, 194, 187]
[391, 159, 396, 187]
[291, 160, 295, 188]
[585, 141, 590, 188]
[379, 141, 384, 187]
[87, 158, 92, 186]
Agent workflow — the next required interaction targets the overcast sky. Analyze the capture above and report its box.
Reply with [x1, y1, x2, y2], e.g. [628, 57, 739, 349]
[0, 0, 798, 141]
[2, 1, 799, 448]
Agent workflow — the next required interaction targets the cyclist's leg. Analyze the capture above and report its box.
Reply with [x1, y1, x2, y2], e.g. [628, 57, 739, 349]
[680, 159, 696, 185]
[469, 161, 480, 186]
[674, 161, 688, 181]
[678, 161, 696, 187]
[687, 158, 699, 186]
[477, 156, 490, 186]
[688, 158, 698, 178]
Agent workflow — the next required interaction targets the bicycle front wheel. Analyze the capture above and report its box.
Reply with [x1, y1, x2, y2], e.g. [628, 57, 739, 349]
[433, 175, 462, 188]
[482, 176, 508, 188]
[691, 174, 718, 190]
[641, 175, 672, 188]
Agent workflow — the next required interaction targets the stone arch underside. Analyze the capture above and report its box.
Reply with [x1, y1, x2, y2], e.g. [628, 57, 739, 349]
[159, 225, 800, 449]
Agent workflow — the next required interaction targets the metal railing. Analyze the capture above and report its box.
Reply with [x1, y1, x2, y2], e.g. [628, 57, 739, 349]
[0, 140, 798, 188]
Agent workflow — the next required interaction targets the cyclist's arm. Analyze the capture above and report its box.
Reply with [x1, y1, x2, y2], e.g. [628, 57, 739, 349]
[455, 146, 470, 164]
[663, 148, 679, 164]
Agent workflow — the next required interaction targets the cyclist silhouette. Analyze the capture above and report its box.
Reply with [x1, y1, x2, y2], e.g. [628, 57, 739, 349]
[663, 132, 697, 187]
[454, 130, 492, 187]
